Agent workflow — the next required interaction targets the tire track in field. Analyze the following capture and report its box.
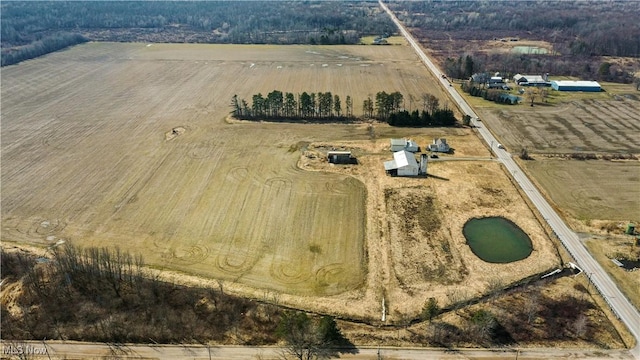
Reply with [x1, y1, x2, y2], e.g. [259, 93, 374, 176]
[583, 100, 640, 151]
[571, 101, 637, 150]
[214, 176, 294, 280]
[553, 113, 598, 150]
[1, 217, 67, 243]
[595, 100, 640, 130]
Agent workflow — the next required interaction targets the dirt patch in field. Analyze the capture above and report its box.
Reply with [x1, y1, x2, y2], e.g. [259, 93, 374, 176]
[165, 126, 186, 140]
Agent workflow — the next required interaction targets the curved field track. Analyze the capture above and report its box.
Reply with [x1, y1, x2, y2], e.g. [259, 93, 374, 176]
[1, 43, 450, 297]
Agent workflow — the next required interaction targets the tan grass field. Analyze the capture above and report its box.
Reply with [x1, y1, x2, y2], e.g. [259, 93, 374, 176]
[2, 43, 559, 322]
[523, 159, 639, 222]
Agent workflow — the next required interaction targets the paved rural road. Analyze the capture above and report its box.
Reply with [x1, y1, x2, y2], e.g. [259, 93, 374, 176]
[3, 341, 637, 359]
[379, 1, 640, 358]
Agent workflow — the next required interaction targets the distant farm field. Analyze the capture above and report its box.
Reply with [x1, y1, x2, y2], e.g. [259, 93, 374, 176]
[1, 42, 451, 296]
[477, 96, 640, 154]
[524, 159, 639, 221]
[474, 90, 640, 224]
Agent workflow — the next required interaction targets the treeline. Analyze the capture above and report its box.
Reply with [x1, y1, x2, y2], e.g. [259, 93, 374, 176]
[387, 108, 457, 127]
[0, 245, 281, 343]
[1, 32, 87, 67]
[1, 1, 395, 65]
[443, 55, 477, 82]
[233, 90, 457, 127]
[1, 245, 357, 352]
[461, 82, 520, 105]
[368, 91, 457, 126]
[388, 1, 639, 84]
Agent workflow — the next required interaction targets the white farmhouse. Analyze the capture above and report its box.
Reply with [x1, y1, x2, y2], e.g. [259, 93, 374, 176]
[384, 150, 420, 176]
[428, 138, 450, 152]
[390, 138, 419, 152]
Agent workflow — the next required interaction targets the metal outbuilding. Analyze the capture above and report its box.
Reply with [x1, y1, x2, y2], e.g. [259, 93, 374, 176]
[327, 151, 355, 164]
[513, 74, 550, 86]
[551, 80, 601, 92]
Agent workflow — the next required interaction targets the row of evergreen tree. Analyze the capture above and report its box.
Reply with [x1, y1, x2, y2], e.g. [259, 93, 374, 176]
[232, 90, 458, 127]
[388, 108, 457, 127]
[232, 91, 354, 120]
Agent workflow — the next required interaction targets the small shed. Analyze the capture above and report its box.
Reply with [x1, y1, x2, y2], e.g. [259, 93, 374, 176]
[327, 151, 355, 164]
[390, 138, 419, 152]
[551, 80, 601, 92]
[384, 150, 419, 176]
[428, 138, 450, 153]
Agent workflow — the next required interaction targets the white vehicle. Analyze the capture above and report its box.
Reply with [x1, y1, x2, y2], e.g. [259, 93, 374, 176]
[497, 143, 505, 149]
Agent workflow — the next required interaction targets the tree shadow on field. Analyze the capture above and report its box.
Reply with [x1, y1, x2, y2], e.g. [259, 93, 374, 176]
[318, 321, 359, 358]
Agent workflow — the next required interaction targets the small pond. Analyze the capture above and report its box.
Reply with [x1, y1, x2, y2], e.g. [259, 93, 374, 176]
[512, 46, 548, 54]
[463, 217, 533, 263]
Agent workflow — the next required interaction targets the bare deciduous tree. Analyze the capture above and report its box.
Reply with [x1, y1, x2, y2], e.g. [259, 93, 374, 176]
[526, 87, 539, 106]
[524, 294, 539, 324]
[573, 314, 588, 338]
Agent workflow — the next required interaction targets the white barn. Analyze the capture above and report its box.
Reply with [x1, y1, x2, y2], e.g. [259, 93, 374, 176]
[384, 150, 420, 176]
[390, 138, 419, 152]
[428, 138, 450, 152]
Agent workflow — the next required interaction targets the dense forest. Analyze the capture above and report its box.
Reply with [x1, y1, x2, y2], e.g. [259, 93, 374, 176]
[388, 0, 640, 57]
[387, 0, 640, 84]
[1, 1, 395, 66]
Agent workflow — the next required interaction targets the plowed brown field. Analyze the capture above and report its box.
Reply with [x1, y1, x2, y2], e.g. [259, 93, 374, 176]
[0, 43, 451, 297]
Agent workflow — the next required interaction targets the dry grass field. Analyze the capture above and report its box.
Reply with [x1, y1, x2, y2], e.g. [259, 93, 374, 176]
[523, 159, 639, 222]
[3, 42, 561, 323]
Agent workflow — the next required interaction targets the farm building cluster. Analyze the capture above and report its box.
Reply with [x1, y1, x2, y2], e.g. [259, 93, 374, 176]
[383, 138, 449, 177]
[471, 72, 602, 92]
